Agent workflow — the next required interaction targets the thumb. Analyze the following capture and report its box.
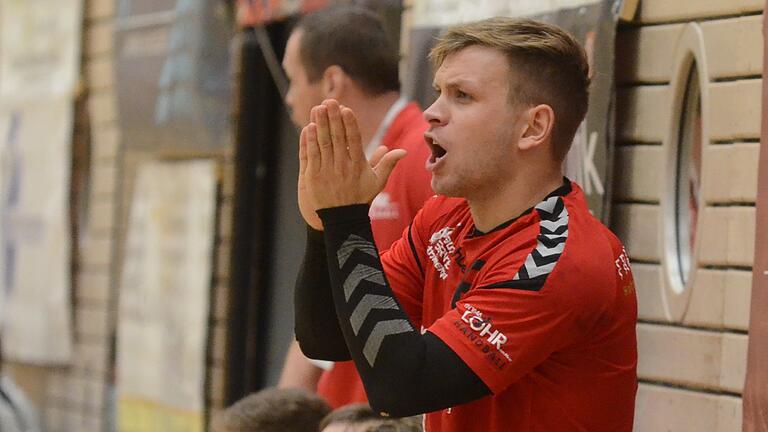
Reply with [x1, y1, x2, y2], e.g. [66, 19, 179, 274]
[373, 149, 407, 188]
[368, 145, 388, 168]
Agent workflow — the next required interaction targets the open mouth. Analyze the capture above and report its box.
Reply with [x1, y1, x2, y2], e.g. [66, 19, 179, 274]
[426, 135, 447, 164]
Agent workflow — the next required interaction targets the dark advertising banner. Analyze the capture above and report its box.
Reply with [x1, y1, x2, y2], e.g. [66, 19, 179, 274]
[115, 0, 233, 153]
[404, 0, 622, 222]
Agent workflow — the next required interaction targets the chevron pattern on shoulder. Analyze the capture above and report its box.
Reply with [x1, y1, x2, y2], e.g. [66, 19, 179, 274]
[513, 196, 569, 282]
[338, 234, 414, 367]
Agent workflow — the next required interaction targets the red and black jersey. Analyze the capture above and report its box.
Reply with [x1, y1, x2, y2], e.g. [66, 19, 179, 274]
[381, 180, 638, 432]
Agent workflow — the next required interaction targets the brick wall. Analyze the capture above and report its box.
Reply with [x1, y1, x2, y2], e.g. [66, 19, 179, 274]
[41, 0, 120, 430]
[613, 1, 763, 430]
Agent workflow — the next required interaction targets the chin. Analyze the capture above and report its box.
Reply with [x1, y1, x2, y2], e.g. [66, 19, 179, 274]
[431, 178, 464, 198]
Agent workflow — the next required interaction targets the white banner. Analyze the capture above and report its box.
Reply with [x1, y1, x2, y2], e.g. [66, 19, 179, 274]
[411, 0, 603, 28]
[0, 0, 83, 103]
[0, 100, 74, 364]
[116, 160, 217, 432]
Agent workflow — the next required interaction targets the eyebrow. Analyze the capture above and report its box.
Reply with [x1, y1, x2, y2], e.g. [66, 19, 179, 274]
[432, 78, 477, 91]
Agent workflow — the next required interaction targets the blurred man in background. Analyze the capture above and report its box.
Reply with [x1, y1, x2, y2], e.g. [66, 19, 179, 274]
[210, 388, 329, 432]
[278, 5, 433, 408]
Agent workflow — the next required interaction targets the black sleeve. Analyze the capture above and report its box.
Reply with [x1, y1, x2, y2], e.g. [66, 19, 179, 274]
[293, 226, 352, 361]
[316, 204, 491, 417]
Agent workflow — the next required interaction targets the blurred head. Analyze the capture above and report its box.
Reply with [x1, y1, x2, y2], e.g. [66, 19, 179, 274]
[320, 405, 422, 432]
[423, 18, 589, 198]
[282, 5, 400, 126]
[319, 404, 380, 432]
[210, 388, 330, 432]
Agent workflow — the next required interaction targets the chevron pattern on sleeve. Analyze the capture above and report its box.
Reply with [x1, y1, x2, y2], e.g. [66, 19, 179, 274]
[513, 195, 569, 282]
[338, 235, 414, 367]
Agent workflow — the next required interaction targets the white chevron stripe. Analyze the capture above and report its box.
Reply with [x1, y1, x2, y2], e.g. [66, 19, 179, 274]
[350, 294, 399, 334]
[514, 197, 569, 281]
[343, 264, 386, 301]
[540, 217, 568, 232]
[536, 196, 559, 214]
[536, 241, 566, 257]
[523, 256, 557, 278]
[338, 235, 378, 267]
[363, 319, 413, 366]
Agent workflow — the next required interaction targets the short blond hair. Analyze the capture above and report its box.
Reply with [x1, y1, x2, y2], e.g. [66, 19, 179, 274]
[430, 17, 590, 160]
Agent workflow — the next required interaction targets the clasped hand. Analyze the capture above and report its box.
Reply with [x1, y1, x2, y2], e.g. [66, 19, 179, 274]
[297, 99, 406, 230]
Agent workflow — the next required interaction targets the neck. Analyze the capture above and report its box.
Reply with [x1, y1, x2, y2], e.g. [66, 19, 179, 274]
[468, 165, 564, 233]
[345, 91, 401, 147]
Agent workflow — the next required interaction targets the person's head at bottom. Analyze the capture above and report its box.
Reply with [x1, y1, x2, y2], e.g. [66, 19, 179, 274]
[320, 405, 422, 432]
[210, 388, 330, 432]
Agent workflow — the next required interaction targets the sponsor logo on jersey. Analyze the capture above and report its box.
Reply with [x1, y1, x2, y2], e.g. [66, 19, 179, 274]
[369, 192, 400, 220]
[615, 247, 631, 280]
[427, 227, 456, 280]
[453, 304, 512, 370]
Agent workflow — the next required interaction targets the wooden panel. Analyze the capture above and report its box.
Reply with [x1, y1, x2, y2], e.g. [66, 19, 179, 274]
[85, 21, 114, 57]
[86, 57, 114, 90]
[697, 206, 755, 267]
[635, 384, 743, 431]
[611, 204, 660, 262]
[81, 235, 114, 269]
[637, 323, 724, 389]
[702, 15, 764, 79]
[77, 271, 111, 304]
[614, 145, 663, 202]
[87, 0, 116, 21]
[637, 0, 763, 24]
[698, 207, 732, 265]
[88, 199, 115, 234]
[88, 90, 118, 126]
[720, 333, 749, 393]
[91, 125, 120, 162]
[616, 24, 683, 84]
[616, 86, 669, 143]
[724, 270, 752, 330]
[634, 263, 665, 321]
[726, 206, 756, 267]
[718, 395, 744, 432]
[703, 143, 761, 204]
[90, 160, 118, 199]
[634, 266, 752, 330]
[684, 269, 727, 328]
[635, 384, 713, 431]
[709, 79, 762, 141]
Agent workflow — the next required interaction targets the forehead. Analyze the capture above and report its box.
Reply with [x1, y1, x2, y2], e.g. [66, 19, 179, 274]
[433, 45, 511, 87]
[282, 30, 304, 69]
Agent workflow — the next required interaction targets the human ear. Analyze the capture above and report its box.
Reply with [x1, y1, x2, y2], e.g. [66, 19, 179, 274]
[322, 65, 346, 99]
[518, 104, 555, 151]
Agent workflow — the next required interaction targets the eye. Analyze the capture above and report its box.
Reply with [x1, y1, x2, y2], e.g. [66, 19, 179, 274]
[455, 89, 471, 100]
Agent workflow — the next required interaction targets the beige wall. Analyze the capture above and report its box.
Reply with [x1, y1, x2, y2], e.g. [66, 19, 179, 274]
[5, 0, 763, 430]
[6, 0, 236, 429]
[614, 1, 763, 430]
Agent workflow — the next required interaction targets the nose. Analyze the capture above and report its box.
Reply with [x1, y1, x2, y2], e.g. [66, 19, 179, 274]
[423, 96, 445, 126]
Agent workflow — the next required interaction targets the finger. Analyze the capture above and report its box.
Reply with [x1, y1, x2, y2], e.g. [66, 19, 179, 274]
[373, 149, 407, 189]
[324, 100, 349, 165]
[341, 107, 365, 162]
[315, 105, 334, 168]
[369, 145, 388, 168]
[305, 123, 321, 173]
[299, 125, 309, 176]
